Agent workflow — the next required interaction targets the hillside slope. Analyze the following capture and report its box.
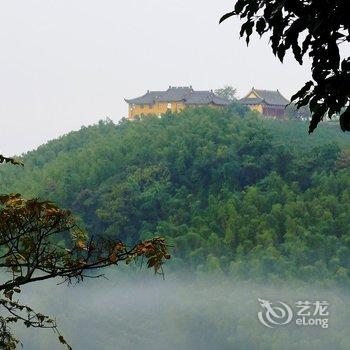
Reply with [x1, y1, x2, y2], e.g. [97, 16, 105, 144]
[2, 107, 350, 282]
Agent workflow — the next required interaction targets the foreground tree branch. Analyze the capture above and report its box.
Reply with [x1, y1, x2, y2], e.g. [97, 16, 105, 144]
[0, 155, 170, 349]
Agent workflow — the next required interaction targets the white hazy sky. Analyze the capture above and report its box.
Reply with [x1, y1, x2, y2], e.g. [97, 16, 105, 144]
[0, 0, 312, 156]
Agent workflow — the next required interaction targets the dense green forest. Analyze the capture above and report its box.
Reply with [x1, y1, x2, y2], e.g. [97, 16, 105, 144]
[2, 106, 350, 283]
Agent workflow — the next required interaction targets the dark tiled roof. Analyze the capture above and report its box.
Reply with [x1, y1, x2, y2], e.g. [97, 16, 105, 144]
[184, 90, 231, 106]
[158, 87, 193, 102]
[239, 97, 264, 105]
[125, 91, 162, 105]
[125, 87, 230, 106]
[184, 90, 212, 105]
[212, 95, 232, 106]
[240, 89, 290, 106]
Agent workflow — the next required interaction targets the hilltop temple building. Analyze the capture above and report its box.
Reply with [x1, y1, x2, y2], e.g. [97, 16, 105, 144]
[240, 88, 290, 119]
[125, 86, 230, 119]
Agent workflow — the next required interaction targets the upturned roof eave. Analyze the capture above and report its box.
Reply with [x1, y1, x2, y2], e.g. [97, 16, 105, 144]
[241, 88, 289, 106]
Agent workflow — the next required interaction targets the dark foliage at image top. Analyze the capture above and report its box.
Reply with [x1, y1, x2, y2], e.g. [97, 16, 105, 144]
[221, 0, 350, 133]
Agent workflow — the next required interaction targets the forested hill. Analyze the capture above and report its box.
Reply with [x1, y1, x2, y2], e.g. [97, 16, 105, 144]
[2, 106, 350, 282]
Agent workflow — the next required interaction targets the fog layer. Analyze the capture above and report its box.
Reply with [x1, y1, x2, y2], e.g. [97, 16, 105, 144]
[10, 271, 350, 350]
